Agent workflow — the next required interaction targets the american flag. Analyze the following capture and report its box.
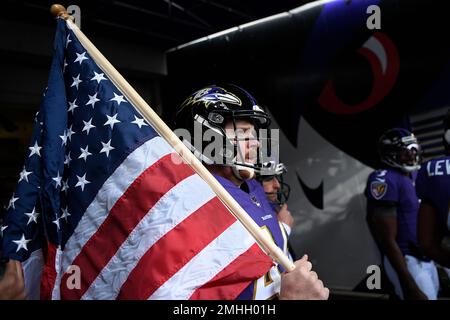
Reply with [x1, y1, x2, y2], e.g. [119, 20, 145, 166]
[0, 18, 273, 300]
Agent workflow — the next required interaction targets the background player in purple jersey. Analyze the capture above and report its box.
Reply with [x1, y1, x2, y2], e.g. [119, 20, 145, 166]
[365, 128, 439, 300]
[175, 84, 329, 300]
[257, 162, 296, 260]
[416, 111, 450, 269]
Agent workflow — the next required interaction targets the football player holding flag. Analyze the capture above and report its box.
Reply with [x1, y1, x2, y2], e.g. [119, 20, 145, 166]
[175, 84, 328, 300]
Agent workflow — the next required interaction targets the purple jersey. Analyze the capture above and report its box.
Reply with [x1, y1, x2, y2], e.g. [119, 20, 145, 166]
[365, 168, 421, 257]
[213, 175, 290, 300]
[416, 156, 450, 237]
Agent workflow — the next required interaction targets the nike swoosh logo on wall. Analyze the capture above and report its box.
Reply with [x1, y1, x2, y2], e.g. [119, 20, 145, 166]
[296, 171, 324, 210]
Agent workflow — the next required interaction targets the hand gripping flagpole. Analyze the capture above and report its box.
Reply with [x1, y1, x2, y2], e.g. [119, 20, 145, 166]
[50, 4, 295, 272]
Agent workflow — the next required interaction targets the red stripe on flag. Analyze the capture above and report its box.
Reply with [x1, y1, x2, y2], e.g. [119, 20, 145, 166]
[60, 153, 193, 299]
[189, 243, 273, 300]
[40, 241, 58, 300]
[117, 197, 235, 299]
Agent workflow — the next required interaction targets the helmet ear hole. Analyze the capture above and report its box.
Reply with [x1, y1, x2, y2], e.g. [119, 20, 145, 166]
[208, 112, 225, 125]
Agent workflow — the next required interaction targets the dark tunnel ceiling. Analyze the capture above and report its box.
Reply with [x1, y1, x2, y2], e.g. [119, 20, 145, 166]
[0, 0, 316, 49]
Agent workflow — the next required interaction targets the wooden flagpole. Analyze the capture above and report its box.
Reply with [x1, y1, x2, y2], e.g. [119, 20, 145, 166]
[50, 4, 295, 272]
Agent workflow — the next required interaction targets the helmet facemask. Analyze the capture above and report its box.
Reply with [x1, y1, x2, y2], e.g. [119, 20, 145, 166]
[223, 114, 272, 181]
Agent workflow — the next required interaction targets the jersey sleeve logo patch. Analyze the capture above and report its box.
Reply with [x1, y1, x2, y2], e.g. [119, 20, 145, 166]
[370, 181, 388, 200]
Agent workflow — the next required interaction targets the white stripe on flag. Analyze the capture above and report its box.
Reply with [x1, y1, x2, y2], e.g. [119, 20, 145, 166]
[58, 137, 173, 288]
[81, 174, 216, 300]
[51, 247, 63, 299]
[149, 220, 256, 300]
[21, 249, 44, 300]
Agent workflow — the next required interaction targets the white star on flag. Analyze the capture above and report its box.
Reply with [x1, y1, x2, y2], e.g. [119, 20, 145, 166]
[68, 99, 79, 114]
[71, 74, 82, 89]
[100, 139, 115, 157]
[86, 93, 100, 108]
[66, 125, 76, 141]
[91, 71, 107, 84]
[82, 118, 96, 135]
[131, 115, 148, 128]
[52, 171, 62, 188]
[75, 173, 91, 191]
[74, 51, 89, 64]
[59, 130, 68, 146]
[28, 141, 42, 157]
[24, 207, 40, 225]
[104, 113, 121, 129]
[61, 179, 69, 193]
[64, 152, 72, 166]
[110, 92, 127, 105]
[66, 34, 72, 48]
[63, 58, 68, 73]
[61, 206, 71, 221]
[78, 146, 93, 162]
[13, 234, 31, 252]
[18, 167, 32, 183]
[53, 215, 60, 230]
[7, 193, 19, 210]
[0, 225, 7, 237]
